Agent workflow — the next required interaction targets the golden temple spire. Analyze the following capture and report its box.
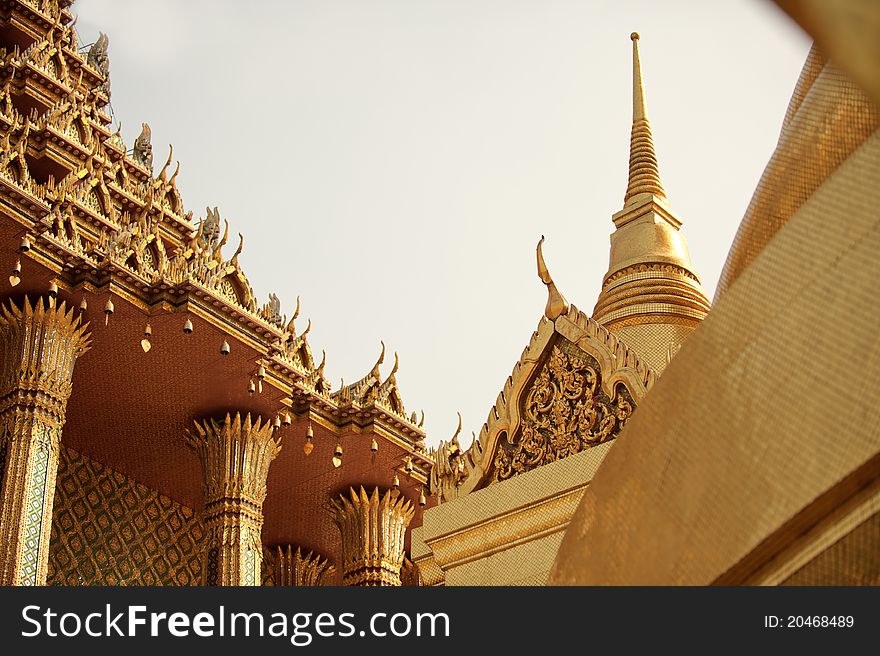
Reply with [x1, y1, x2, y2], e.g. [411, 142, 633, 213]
[590, 34, 711, 373]
[624, 33, 667, 206]
[632, 33, 646, 122]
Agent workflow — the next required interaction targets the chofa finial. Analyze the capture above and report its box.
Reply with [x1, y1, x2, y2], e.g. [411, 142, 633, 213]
[371, 340, 385, 378]
[537, 236, 569, 320]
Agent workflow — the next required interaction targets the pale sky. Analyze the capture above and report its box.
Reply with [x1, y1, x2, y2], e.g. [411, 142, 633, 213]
[74, 0, 811, 447]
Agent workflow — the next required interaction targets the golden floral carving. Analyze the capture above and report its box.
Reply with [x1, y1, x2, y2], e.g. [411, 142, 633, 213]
[492, 339, 635, 482]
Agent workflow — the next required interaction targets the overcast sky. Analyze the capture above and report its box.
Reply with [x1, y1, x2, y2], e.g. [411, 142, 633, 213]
[74, 0, 810, 446]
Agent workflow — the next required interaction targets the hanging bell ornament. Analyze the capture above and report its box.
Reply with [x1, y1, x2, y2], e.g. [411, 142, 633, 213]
[19, 235, 30, 253]
[48, 281, 58, 298]
[183, 318, 193, 334]
[141, 323, 152, 353]
[248, 379, 256, 395]
[370, 437, 378, 453]
[9, 258, 21, 287]
[405, 456, 414, 473]
[255, 364, 266, 394]
[303, 423, 314, 456]
[282, 412, 292, 427]
[273, 415, 282, 430]
[79, 298, 87, 313]
[419, 488, 427, 507]
[104, 297, 114, 326]
[332, 442, 343, 468]
[220, 339, 230, 356]
[392, 474, 400, 491]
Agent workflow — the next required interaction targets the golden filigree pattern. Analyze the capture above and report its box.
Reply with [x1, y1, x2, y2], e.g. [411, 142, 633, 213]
[491, 338, 635, 482]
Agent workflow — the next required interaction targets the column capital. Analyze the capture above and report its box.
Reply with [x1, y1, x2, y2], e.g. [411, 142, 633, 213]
[0, 297, 91, 423]
[265, 545, 335, 586]
[186, 411, 282, 586]
[330, 486, 414, 586]
[186, 412, 281, 509]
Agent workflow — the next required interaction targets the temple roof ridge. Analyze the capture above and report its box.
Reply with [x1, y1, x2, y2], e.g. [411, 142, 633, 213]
[330, 341, 415, 424]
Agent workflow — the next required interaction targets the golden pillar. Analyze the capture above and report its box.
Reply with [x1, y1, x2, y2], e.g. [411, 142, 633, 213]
[329, 486, 414, 586]
[0, 297, 91, 586]
[186, 412, 281, 586]
[266, 545, 335, 586]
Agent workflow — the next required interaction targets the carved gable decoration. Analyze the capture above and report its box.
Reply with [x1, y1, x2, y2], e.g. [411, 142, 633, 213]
[430, 306, 656, 503]
[489, 336, 635, 482]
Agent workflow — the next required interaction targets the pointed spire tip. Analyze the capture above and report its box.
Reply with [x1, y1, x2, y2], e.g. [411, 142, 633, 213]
[623, 31, 667, 205]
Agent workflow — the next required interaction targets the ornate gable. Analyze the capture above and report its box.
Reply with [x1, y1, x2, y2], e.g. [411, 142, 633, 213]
[490, 333, 635, 483]
[430, 240, 656, 503]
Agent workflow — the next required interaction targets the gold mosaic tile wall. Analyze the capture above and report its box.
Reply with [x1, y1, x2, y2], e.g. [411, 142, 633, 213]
[47, 446, 205, 586]
[782, 512, 880, 586]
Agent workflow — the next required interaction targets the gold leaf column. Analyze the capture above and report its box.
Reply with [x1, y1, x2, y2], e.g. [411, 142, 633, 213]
[0, 297, 91, 586]
[329, 486, 414, 586]
[186, 412, 281, 586]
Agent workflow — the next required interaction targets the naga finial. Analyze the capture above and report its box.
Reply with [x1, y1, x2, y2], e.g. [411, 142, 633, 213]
[158, 144, 173, 181]
[169, 161, 180, 187]
[537, 236, 569, 320]
[230, 233, 244, 265]
[286, 296, 300, 335]
[385, 352, 399, 384]
[371, 340, 385, 378]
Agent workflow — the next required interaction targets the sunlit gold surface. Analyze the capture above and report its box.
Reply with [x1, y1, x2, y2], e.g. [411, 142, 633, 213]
[592, 34, 710, 371]
[717, 48, 880, 297]
[776, 0, 880, 110]
[414, 443, 613, 586]
[2, 0, 878, 589]
[551, 50, 880, 584]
